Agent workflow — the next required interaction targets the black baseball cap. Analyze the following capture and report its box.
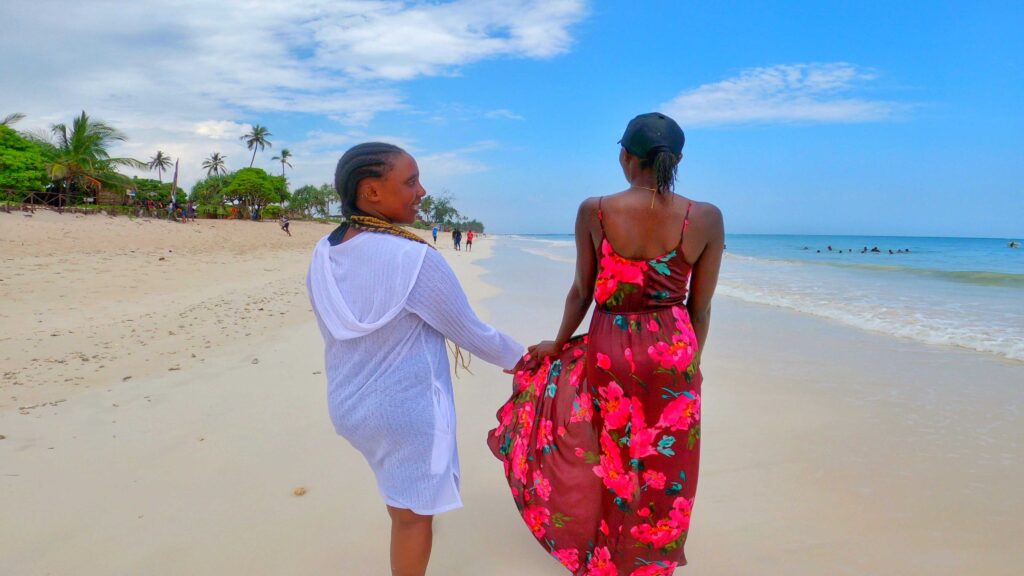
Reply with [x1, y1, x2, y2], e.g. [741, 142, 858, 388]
[618, 112, 685, 158]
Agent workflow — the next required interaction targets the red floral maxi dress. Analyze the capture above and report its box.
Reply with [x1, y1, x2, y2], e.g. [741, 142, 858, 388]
[489, 201, 702, 576]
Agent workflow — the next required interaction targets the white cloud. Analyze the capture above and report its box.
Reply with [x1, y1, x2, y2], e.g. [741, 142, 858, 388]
[485, 109, 525, 121]
[418, 141, 498, 176]
[0, 0, 585, 190]
[311, 0, 587, 80]
[193, 121, 251, 140]
[662, 63, 906, 127]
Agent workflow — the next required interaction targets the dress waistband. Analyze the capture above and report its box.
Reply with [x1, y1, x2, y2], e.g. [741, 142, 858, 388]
[594, 304, 686, 316]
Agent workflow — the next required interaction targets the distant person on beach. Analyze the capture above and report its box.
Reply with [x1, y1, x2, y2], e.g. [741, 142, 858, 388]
[454, 228, 462, 251]
[280, 215, 291, 237]
[306, 143, 524, 576]
[465, 229, 474, 251]
[489, 112, 724, 574]
[432, 225, 438, 245]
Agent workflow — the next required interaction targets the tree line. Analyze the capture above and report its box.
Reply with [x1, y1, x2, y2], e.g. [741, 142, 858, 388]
[1, 110, 484, 229]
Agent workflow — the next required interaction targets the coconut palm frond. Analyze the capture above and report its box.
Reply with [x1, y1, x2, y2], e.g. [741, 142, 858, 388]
[1, 112, 26, 126]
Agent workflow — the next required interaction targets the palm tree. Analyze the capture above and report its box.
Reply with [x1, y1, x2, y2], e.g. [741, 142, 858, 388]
[271, 148, 292, 176]
[1, 112, 25, 126]
[33, 111, 144, 208]
[202, 152, 227, 176]
[240, 124, 272, 167]
[148, 151, 173, 182]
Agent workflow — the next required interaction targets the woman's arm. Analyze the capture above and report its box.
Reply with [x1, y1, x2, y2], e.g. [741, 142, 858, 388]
[406, 249, 525, 371]
[529, 200, 599, 360]
[686, 203, 725, 354]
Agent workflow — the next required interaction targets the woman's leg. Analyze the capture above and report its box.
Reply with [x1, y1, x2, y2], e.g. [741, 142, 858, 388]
[386, 505, 433, 576]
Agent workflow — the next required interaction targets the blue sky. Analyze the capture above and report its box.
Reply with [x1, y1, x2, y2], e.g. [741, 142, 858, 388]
[2, 1, 1021, 236]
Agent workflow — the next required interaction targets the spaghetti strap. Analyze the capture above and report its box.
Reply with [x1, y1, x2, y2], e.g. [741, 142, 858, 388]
[679, 201, 694, 246]
[597, 197, 607, 237]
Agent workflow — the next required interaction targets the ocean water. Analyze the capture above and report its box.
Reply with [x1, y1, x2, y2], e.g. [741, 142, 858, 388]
[494, 234, 1024, 362]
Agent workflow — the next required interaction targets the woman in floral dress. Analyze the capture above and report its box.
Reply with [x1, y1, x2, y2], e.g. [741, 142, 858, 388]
[489, 113, 724, 575]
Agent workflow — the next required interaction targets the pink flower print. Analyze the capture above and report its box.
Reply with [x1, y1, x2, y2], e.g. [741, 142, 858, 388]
[594, 276, 618, 306]
[557, 425, 567, 438]
[668, 497, 694, 532]
[533, 470, 552, 501]
[595, 239, 649, 306]
[585, 546, 619, 576]
[552, 548, 580, 571]
[647, 319, 659, 332]
[574, 347, 585, 358]
[596, 352, 612, 370]
[493, 402, 513, 437]
[575, 447, 586, 458]
[522, 504, 551, 538]
[643, 470, 667, 490]
[600, 519, 610, 536]
[656, 393, 701, 431]
[629, 516, 683, 548]
[670, 305, 691, 330]
[569, 360, 586, 387]
[624, 347, 637, 373]
[646, 334, 695, 372]
[629, 397, 658, 459]
[511, 435, 530, 484]
[629, 563, 678, 576]
[592, 430, 638, 502]
[571, 392, 594, 423]
[598, 381, 630, 430]
[517, 402, 536, 433]
[536, 418, 554, 451]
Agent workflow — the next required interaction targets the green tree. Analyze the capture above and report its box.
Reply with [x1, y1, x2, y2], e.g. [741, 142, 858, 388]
[271, 148, 292, 176]
[31, 111, 144, 207]
[289, 183, 333, 217]
[223, 167, 284, 218]
[202, 152, 227, 176]
[426, 191, 460, 226]
[131, 176, 174, 203]
[462, 219, 485, 233]
[418, 195, 435, 223]
[0, 125, 50, 200]
[148, 150, 173, 182]
[190, 173, 233, 206]
[240, 124, 272, 168]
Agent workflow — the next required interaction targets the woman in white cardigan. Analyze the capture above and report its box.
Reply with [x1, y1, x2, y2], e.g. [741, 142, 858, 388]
[307, 143, 524, 576]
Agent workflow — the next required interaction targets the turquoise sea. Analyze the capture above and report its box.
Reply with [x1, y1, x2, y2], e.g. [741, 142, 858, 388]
[494, 234, 1024, 362]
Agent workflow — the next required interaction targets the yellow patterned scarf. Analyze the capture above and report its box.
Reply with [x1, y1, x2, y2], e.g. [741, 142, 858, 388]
[349, 215, 434, 248]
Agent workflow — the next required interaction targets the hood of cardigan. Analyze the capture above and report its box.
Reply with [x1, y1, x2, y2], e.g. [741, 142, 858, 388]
[307, 233, 429, 340]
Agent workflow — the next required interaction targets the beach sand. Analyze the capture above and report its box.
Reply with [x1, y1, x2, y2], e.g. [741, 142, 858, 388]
[1, 210, 1021, 575]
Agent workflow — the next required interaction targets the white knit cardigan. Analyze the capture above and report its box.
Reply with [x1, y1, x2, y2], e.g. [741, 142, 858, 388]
[307, 232, 523, 514]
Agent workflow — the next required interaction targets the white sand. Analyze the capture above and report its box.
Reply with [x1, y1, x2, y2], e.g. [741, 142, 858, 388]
[1, 210, 1022, 575]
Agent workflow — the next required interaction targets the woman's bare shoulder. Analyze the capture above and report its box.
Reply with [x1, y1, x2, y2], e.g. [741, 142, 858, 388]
[686, 199, 723, 226]
[576, 196, 601, 218]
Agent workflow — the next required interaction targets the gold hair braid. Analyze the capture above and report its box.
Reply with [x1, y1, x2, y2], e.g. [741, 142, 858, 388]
[348, 215, 434, 248]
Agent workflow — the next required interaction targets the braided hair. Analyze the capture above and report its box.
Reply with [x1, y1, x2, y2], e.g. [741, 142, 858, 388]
[640, 148, 682, 196]
[334, 142, 406, 218]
